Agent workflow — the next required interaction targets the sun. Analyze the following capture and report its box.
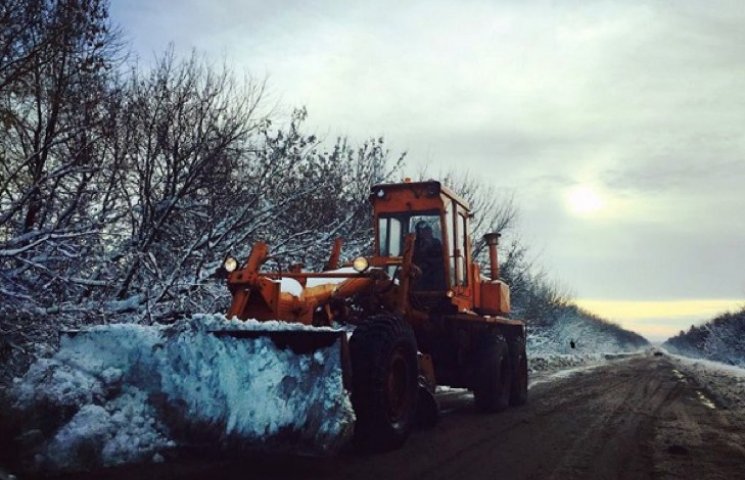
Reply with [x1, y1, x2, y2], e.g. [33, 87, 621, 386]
[566, 185, 605, 216]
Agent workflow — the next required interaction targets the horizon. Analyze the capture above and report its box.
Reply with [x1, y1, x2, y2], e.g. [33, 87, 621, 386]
[575, 298, 744, 342]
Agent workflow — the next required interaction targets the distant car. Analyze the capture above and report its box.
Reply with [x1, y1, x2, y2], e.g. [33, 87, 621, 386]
[653, 351, 664, 357]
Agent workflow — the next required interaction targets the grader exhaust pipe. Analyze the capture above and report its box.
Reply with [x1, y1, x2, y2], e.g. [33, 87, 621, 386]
[483, 232, 501, 280]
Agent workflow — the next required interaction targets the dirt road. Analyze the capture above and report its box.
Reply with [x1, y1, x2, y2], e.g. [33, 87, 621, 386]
[43, 354, 745, 480]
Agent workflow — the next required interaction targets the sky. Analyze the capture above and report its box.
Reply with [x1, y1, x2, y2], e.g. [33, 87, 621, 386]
[109, 0, 745, 341]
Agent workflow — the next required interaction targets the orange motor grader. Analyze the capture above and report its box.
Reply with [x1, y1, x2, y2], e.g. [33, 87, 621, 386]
[222, 180, 528, 451]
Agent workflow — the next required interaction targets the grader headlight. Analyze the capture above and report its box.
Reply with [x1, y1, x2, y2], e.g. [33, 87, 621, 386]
[223, 256, 239, 273]
[352, 256, 369, 273]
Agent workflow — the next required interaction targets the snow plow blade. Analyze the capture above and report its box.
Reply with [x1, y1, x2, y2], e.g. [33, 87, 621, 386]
[7, 317, 356, 473]
[180, 327, 355, 453]
[212, 328, 348, 357]
[209, 328, 352, 391]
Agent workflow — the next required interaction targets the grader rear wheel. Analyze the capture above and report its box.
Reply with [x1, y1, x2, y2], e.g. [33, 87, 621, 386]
[509, 336, 529, 406]
[472, 331, 512, 412]
[349, 314, 418, 452]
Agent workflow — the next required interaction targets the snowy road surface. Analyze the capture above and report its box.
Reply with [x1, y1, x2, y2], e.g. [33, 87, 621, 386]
[32, 352, 745, 480]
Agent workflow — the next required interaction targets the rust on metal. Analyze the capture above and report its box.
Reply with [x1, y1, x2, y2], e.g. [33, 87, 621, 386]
[325, 238, 344, 271]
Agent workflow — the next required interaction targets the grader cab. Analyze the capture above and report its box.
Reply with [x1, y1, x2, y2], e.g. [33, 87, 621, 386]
[223, 180, 528, 451]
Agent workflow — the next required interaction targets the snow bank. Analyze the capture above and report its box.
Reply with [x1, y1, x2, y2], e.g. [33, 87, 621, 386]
[663, 338, 745, 369]
[7, 314, 354, 473]
[528, 352, 606, 373]
[528, 317, 645, 357]
[526, 315, 646, 375]
[528, 362, 611, 389]
[665, 352, 745, 412]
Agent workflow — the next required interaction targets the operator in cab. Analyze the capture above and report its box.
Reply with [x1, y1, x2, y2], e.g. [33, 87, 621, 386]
[413, 221, 446, 291]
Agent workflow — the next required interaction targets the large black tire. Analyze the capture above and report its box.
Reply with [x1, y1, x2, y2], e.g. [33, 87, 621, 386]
[508, 336, 528, 406]
[349, 314, 418, 452]
[472, 331, 512, 412]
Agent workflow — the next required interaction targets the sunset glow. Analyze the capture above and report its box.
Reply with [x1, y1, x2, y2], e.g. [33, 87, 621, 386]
[575, 298, 745, 341]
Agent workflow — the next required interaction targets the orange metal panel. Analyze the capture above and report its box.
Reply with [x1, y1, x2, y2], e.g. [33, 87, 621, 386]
[471, 263, 482, 307]
[478, 280, 511, 315]
[370, 181, 467, 215]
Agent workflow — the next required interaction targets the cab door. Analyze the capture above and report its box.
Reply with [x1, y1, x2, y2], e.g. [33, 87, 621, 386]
[451, 203, 473, 310]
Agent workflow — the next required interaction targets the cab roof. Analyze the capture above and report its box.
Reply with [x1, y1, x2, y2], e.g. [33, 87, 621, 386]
[370, 180, 471, 211]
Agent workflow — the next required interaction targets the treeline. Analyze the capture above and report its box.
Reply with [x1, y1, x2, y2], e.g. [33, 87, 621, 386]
[0, 1, 404, 330]
[664, 307, 745, 366]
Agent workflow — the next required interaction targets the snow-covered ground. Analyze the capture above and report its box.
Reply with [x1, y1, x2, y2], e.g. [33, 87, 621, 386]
[528, 316, 645, 357]
[3, 305, 650, 474]
[663, 341, 745, 369]
[527, 362, 612, 389]
[526, 317, 646, 375]
[665, 352, 745, 413]
[6, 315, 354, 473]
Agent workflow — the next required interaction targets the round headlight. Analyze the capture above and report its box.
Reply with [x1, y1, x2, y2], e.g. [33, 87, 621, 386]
[352, 256, 369, 273]
[223, 256, 238, 273]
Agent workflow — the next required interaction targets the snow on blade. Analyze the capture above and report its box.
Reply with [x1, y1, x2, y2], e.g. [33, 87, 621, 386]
[274, 267, 383, 297]
[8, 314, 354, 473]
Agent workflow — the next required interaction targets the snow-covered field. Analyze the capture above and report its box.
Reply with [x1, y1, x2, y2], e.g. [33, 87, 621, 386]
[5, 315, 354, 473]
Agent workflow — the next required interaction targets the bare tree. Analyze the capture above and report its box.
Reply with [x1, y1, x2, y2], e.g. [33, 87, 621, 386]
[0, 0, 119, 313]
[0, 0, 123, 382]
[94, 53, 404, 322]
[64, 50, 274, 323]
[261, 128, 405, 267]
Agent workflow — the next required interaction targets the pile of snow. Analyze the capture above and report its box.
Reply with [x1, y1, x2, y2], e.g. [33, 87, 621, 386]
[7, 314, 354, 473]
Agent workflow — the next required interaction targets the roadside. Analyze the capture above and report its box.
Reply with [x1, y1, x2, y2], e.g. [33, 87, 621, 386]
[1, 348, 646, 479]
[664, 352, 745, 413]
[650, 352, 745, 479]
[10, 352, 745, 480]
[528, 349, 642, 384]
